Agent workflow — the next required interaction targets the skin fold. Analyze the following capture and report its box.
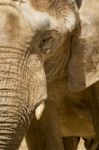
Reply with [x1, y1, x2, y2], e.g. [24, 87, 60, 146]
[0, 0, 99, 150]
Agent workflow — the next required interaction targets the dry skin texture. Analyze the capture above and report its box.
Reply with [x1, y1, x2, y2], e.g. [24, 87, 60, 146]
[0, 0, 99, 149]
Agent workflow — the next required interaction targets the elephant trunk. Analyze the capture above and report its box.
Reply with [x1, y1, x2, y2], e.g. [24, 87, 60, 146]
[0, 47, 47, 149]
[0, 90, 29, 149]
[0, 48, 30, 149]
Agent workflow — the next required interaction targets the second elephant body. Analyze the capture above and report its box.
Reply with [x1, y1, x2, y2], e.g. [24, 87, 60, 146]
[48, 77, 95, 138]
[26, 75, 97, 150]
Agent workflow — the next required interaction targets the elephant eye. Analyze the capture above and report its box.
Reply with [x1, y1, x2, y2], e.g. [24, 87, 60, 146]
[30, 30, 61, 55]
[39, 36, 54, 54]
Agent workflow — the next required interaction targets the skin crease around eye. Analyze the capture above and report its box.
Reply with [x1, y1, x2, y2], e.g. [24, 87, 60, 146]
[29, 29, 64, 56]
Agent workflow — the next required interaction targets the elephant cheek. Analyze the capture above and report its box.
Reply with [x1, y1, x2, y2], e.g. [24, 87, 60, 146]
[26, 54, 47, 118]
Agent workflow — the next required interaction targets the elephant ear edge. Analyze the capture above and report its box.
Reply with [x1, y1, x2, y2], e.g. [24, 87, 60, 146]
[68, 0, 99, 92]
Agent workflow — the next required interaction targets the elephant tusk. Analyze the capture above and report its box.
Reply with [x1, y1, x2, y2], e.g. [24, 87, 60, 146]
[35, 101, 45, 120]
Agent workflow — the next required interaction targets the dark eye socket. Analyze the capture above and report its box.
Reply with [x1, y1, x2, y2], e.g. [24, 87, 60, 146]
[39, 36, 54, 53]
[40, 37, 53, 46]
[43, 37, 52, 43]
[30, 30, 61, 54]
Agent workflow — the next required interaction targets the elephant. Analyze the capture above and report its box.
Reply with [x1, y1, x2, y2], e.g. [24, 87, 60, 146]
[0, 0, 99, 150]
[23, 0, 99, 150]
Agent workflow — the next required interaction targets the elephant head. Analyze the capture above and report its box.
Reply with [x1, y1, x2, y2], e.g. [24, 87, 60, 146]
[30, 0, 99, 93]
[0, 0, 78, 149]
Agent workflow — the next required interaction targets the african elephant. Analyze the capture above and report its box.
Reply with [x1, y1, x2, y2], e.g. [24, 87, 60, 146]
[0, 0, 99, 150]
[23, 0, 99, 150]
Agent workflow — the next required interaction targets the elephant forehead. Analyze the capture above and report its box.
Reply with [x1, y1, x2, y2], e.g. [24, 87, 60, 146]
[0, 1, 51, 30]
[0, 0, 78, 33]
[20, 3, 51, 30]
[14, 2, 66, 33]
[5, 1, 57, 32]
[19, 1, 78, 33]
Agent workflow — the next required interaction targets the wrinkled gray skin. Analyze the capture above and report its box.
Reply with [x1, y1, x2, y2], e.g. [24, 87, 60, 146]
[0, 0, 99, 150]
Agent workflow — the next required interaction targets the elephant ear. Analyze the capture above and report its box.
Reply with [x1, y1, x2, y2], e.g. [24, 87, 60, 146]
[68, 0, 99, 92]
